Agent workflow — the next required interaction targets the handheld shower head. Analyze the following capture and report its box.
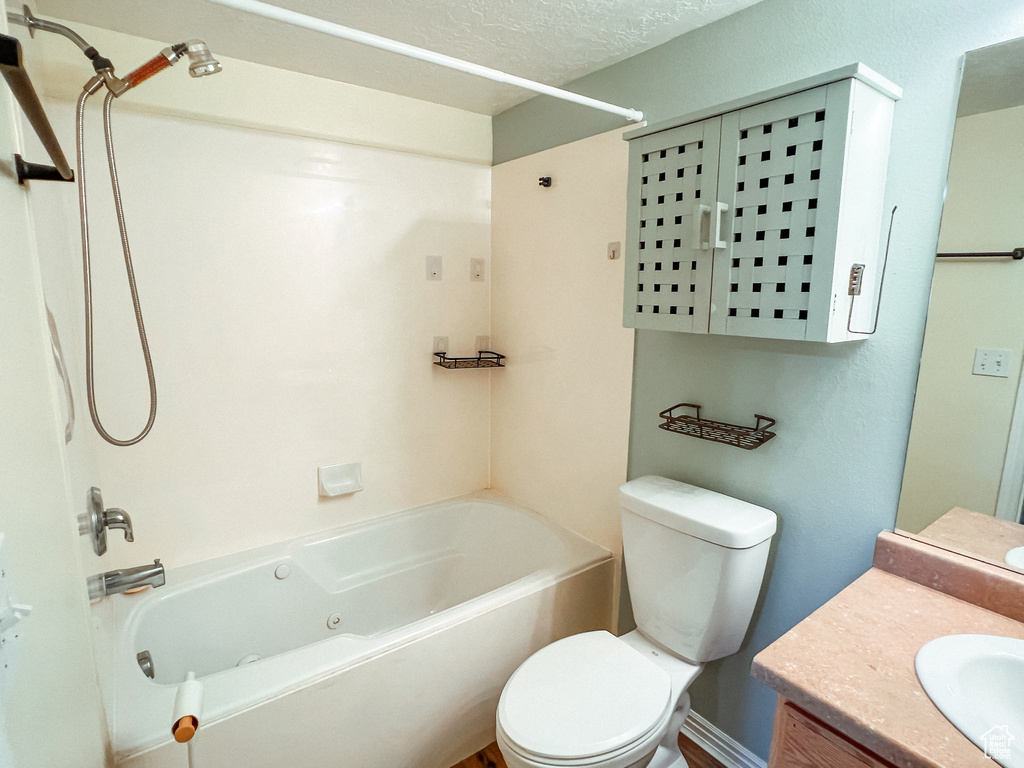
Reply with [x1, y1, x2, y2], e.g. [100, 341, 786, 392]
[184, 40, 221, 77]
[90, 39, 222, 96]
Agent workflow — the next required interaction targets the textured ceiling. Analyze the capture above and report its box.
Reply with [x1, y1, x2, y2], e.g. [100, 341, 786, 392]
[35, 0, 765, 114]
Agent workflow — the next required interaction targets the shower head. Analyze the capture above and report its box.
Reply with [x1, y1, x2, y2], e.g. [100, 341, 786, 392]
[184, 40, 222, 77]
[88, 39, 223, 96]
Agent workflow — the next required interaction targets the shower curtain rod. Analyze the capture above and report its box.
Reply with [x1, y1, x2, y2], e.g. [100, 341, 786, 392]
[207, 0, 644, 123]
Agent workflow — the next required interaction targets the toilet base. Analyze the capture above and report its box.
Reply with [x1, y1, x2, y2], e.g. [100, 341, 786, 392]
[645, 691, 691, 768]
[646, 743, 688, 768]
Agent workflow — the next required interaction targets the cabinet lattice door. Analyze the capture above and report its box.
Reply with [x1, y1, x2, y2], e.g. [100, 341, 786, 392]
[625, 117, 721, 333]
[622, 68, 898, 342]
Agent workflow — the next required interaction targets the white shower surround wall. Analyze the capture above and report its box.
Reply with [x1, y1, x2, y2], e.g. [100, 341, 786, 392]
[26, 92, 494, 573]
[90, 494, 614, 768]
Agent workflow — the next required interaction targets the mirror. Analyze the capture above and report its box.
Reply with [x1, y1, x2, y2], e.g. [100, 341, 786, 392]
[896, 35, 1024, 572]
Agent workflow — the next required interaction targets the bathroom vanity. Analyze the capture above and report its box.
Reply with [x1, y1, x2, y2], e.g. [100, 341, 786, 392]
[752, 534, 1024, 768]
[752, 32, 1024, 768]
[767, 698, 896, 768]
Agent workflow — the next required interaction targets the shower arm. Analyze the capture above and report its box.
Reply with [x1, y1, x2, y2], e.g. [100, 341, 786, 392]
[6, 6, 193, 97]
[6, 5, 127, 96]
[6, 5, 102, 61]
[9, 7, 223, 103]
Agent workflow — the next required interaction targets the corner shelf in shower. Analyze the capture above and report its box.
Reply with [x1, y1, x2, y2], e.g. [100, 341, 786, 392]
[658, 403, 776, 450]
[433, 351, 505, 369]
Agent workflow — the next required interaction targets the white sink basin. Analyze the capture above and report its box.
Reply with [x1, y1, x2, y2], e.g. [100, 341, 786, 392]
[916, 634, 1024, 768]
[1005, 546, 1024, 569]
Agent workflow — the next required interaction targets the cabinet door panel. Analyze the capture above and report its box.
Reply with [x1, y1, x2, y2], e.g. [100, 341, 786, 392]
[711, 86, 840, 340]
[769, 700, 898, 768]
[623, 117, 721, 332]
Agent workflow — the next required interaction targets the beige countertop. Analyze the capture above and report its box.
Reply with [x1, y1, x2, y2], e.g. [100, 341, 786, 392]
[911, 506, 1024, 572]
[752, 567, 1024, 768]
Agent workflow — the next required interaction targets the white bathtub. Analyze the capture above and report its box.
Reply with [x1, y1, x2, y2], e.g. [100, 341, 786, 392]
[89, 494, 614, 768]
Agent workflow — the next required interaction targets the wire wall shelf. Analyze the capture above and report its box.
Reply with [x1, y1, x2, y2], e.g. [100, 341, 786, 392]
[433, 351, 505, 370]
[658, 403, 776, 450]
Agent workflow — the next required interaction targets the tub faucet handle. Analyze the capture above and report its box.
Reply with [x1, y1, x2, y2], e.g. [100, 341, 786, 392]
[103, 507, 134, 542]
[78, 487, 134, 556]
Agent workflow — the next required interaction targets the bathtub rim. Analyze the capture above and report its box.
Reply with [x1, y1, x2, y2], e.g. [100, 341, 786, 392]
[126, 489, 604, 597]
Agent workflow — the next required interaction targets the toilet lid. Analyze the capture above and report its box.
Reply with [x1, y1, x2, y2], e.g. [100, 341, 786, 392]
[498, 631, 672, 760]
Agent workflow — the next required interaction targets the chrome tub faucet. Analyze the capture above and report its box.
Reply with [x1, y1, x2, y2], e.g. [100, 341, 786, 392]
[87, 559, 164, 600]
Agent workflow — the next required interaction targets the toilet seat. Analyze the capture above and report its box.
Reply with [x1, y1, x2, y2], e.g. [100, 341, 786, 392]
[496, 707, 673, 768]
[497, 631, 673, 765]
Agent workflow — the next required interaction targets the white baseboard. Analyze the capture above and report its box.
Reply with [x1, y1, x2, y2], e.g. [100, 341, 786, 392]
[681, 710, 767, 768]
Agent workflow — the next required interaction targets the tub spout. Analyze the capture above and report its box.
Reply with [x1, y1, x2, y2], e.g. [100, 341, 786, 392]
[87, 559, 164, 600]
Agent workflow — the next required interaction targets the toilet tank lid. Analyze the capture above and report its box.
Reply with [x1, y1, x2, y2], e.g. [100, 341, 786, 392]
[620, 476, 777, 549]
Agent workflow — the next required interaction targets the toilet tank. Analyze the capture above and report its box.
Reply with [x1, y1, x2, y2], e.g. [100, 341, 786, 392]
[620, 476, 776, 664]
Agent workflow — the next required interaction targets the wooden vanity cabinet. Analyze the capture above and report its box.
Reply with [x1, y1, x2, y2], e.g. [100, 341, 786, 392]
[769, 698, 899, 768]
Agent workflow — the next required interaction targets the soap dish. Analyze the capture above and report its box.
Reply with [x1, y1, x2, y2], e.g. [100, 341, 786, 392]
[318, 462, 363, 497]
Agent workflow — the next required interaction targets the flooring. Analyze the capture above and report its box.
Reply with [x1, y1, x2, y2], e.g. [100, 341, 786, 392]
[451, 734, 729, 768]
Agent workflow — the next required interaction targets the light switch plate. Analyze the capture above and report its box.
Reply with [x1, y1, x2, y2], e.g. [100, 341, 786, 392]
[973, 348, 1011, 378]
[470, 258, 485, 282]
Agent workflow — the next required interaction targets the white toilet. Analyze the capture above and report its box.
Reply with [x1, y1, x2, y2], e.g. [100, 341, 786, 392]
[495, 475, 777, 768]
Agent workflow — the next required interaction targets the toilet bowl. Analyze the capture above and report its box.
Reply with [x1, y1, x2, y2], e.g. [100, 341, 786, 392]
[496, 630, 701, 768]
[495, 476, 777, 768]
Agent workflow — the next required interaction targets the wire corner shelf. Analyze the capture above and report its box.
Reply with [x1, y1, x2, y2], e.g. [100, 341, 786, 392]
[658, 403, 776, 450]
[433, 351, 505, 370]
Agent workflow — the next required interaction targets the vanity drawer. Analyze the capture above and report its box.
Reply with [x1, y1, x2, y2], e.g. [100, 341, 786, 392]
[769, 699, 898, 768]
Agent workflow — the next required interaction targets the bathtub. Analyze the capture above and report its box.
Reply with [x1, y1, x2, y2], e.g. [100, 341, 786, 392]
[89, 493, 614, 768]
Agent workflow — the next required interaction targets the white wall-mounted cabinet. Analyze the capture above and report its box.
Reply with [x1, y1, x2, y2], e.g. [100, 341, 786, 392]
[623, 64, 901, 342]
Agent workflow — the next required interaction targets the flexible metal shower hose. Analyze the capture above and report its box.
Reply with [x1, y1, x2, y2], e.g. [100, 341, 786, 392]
[76, 88, 157, 446]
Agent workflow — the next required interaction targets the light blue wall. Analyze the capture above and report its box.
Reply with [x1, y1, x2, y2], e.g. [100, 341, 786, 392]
[493, 0, 1024, 759]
